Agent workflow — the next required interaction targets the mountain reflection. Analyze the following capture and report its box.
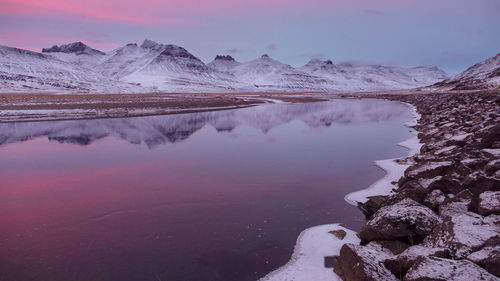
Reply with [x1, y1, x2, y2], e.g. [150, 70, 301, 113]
[0, 99, 408, 148]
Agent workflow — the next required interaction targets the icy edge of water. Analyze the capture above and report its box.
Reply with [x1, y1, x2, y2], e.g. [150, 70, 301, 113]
[344, 103, 422, 205]
[260, 102, 422, 281]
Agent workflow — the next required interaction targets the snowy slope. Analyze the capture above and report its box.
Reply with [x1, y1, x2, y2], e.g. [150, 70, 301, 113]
[433, 53, 500, 90]
[0, 45, 145, 93]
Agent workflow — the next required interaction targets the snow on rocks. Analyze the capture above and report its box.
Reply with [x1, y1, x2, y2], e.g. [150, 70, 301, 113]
[467, 246, 500, 277]
[422, 212, 500, 259]
[333, 243, 398, 281]
[478, 191, 500, 216]
[360, 198, 441, 242]
[438, 189, 473, 218]
[404, 256, 499, 281]
[384, 245, 449, 274]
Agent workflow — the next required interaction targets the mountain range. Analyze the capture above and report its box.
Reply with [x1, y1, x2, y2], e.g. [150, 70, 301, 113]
[0, 39, 497, 93]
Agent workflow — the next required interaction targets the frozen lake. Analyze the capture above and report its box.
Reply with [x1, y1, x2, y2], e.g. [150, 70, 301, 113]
[0, 99, 413, 281]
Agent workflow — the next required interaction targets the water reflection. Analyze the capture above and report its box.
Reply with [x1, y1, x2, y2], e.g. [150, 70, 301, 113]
[0, 99, 412, 281]
[0, 99, 408, 148]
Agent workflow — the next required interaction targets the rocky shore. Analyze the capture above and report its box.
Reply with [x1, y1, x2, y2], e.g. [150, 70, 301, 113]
[334, 90, 500, 281]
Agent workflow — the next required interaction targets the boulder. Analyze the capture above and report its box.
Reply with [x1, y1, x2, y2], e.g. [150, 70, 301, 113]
[404, 256, 499, 281]
[467, 246, 500, 277]
[463, 171, 500, 195]
[360, 198, 441, 242]
[422, 212, 500, 258]
[478, 191, 500, 216]
[438, 189, 473, 218]
[384, 245, 449, 275]
[367, 240, 410, 255]
[359, 195, 387, 218]
[423, 189, 446, 211]
[334, 243, 398, 281]
[404, 161, 453, 180]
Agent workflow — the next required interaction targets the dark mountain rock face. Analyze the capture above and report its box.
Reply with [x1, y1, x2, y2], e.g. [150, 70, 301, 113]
[214, 55, 235, 61]
[42, 42, 105, 55]
[159, 45, 202, 62]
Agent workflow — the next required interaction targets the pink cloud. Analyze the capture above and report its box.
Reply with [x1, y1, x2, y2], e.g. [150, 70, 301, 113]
[266, 43, 277, 51]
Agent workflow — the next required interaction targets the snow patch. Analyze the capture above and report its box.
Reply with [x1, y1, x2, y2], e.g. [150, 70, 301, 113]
[260, 224, 359, 281]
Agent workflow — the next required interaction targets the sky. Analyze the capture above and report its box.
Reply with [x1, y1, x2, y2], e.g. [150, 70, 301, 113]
[0, 0, 499, 74]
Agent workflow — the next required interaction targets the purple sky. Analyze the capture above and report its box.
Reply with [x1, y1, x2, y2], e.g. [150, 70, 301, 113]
[1, 0, 499, 73]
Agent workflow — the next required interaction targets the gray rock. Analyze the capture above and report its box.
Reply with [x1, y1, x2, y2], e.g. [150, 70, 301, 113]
[467, 246, 500, 277]
[385, 245, 449, 275]
[423, 212, 500, 258]
[423, 189, 446, 210]
[438, 189, 473, 218]
[360, 198, 441, 242]
[404, 256, 499, 281]
[334, 243, 398, 281]
[478, 191, 500, 216]
[404, 161, 453, 180]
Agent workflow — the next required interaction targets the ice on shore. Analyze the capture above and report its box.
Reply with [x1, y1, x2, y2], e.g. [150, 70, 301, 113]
[260, 224, 359, 281]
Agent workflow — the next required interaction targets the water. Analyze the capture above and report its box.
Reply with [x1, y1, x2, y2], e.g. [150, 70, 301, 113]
[0, 99, 413, 281]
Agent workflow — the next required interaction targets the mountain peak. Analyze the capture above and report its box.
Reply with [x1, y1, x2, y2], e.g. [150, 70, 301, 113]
[42, 42, 104, 55]
[140, 39, 160, 49]
[261, 54, 270, 59]
[214, 55, 235, 61]
[157, 45, 201, 62]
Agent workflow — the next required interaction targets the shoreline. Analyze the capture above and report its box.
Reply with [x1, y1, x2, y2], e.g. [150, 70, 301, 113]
[334, 90, 500, 281]
[261, 100, 421, 281]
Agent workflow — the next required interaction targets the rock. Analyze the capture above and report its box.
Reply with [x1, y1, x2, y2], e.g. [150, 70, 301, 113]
[423, 212, 500, 258]
[334, 243, 398, 281]
[385, 180, 428, 205]
[360, 198, 441, 243]
[463, 171, 500, 195]
[404, 256, 499, 281]
[384, 245, 449, 275]
[438, 189, 473, 218]
[329, 229, 346, 240]
[367, 240, 410, 255]
[423, 189, 446, 210]
[484, 159, 500, 176]
[404, 161, 453, 180]
[323, 255, 338, 268]
[478, 191, 500, 216]
[467, 246, 500, 277]
[359, 195, 387, 218]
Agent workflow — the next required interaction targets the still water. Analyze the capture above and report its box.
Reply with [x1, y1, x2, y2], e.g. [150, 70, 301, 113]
[0, 99, 413, 281]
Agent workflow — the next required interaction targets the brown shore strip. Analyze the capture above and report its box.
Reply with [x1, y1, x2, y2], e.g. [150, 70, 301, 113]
[0, 92, 327, 123]
[334, 90, 500, 281]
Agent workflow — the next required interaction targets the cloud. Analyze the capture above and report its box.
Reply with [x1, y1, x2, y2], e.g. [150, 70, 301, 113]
[266, 43, 277, 51]
[302, 53, 326, 60]
[225, 48, 240, 54]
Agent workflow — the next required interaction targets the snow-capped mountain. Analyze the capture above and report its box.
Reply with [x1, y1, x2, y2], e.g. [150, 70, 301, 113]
[433, 53, 500, 90]
[0, 39, 452, 93]
[42, 42, 106, 68]
[0, 45, 145, 93]
[96, 39, 241, 91]
[299, 59, 449, 92]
